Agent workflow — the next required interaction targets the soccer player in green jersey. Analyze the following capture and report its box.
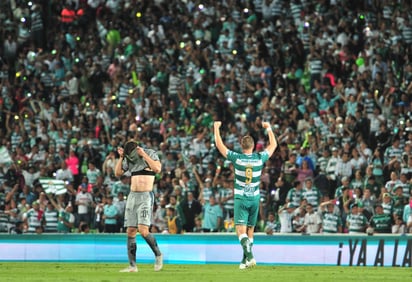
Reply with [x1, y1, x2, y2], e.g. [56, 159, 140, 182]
[214, 121, 277, 269]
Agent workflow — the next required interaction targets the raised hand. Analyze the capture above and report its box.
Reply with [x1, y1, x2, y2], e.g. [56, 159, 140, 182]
[262, 121, 271, 129]
[117, 147, 124, 157]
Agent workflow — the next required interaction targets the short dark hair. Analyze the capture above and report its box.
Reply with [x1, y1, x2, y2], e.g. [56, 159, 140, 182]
[124, 140, 138, 156]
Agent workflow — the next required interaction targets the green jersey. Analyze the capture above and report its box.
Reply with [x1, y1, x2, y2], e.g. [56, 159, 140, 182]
[58, 209, 74, 233]
[286, 188, 303, 208]
[382, 201, 393, 215]
[303, 187, 321, 209]
[111, 180, 130, 197]
[347, 213, 367, 234]
[392, 195, 407, 217]
[227, 149, 270, 199]
[322, 212, 342, 233]
[24, 209, 43, 233]
[370, 213, 392, 233]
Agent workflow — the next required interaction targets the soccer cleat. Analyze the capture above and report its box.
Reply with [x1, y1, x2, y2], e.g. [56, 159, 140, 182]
[119, 266, 138, 272]
[246, 258, 256, 268]
[154, 254, 163, 271]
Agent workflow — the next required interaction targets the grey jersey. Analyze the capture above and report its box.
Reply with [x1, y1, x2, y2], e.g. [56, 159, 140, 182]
[122, 148, 160, 173]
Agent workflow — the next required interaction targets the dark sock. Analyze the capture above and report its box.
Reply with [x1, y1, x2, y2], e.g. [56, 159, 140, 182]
[127, 237, 136, 267]
[143, 233, 161, 257]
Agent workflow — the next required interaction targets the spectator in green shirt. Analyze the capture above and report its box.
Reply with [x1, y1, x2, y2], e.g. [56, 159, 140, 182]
[369, 204, 393, 234]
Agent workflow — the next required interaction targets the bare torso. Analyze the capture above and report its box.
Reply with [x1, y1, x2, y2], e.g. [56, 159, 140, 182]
[130, 174, 155, 192]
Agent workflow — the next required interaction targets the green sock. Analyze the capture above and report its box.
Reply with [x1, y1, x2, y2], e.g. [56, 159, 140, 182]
[250, 241, 254, 259]
[240, 237, 252, 260]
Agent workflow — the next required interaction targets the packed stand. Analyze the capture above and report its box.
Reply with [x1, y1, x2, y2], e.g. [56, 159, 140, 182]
[1, 0, 412, 235]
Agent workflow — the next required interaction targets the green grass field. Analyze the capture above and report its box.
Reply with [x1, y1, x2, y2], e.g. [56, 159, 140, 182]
[1, 263, 411, 282]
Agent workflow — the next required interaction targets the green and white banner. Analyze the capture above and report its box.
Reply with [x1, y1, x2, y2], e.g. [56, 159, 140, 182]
[39, 178, 67, 195]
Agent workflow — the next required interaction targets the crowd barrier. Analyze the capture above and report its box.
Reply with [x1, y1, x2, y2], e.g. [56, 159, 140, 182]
[0, 233, 411, 267]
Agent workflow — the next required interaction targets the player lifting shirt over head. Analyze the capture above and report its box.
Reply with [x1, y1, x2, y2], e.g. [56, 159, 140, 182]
[115, 140, 163, 272]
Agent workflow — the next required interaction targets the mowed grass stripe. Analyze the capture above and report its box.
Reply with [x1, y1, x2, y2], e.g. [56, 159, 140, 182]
[0, 262, 411, 282]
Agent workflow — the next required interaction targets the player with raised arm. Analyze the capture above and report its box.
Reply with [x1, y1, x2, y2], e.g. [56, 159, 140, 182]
[213, 121, 277, 269]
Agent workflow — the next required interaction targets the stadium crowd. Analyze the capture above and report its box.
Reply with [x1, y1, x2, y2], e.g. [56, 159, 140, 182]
[1, 0, 412, 235]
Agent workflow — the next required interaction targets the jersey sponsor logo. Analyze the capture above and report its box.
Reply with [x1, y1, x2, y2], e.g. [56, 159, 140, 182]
[235, 159, 263, 166]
